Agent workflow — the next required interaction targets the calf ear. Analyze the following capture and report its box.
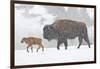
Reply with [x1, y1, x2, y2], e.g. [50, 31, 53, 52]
[23, 37, 26, 40]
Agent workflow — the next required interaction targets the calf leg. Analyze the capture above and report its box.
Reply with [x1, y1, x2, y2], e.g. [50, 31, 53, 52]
[37, 46, 41, 52]
[77, 36, 83, 48]
[27, 45, 32, 53]
[27, 46, 30, 53]
[31, 46, 33, 53]
[41, 44, 44, 51]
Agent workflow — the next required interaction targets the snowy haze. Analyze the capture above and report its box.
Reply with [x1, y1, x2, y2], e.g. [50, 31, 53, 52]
[15, 4, 94, 50]
[15, 4, 95, 65]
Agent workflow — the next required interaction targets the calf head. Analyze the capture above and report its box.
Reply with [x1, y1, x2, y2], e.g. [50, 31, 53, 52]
[21, 37, 26, 43]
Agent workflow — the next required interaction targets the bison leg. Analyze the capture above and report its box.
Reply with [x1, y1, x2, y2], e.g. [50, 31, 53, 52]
[64, 40, 68, 50]
[57, 39, 63, 50]
[77, 37, 83, 48]
[83, 35, 90, 48]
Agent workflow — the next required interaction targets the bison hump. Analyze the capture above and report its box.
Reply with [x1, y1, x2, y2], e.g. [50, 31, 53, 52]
[53, 20, 74, 31]
[52, 19, 87, 32]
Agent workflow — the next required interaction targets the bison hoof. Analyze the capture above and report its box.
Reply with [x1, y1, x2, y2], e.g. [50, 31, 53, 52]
[57, 47, 60, 50]
[77, 47, 80, 49]
[65, 48, 67, 50]
[88, 46, 91, 48]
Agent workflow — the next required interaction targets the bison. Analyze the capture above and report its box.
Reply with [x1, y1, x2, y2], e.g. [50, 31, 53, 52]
[21, 37, 44, 52]
[43, 19, 90, 50]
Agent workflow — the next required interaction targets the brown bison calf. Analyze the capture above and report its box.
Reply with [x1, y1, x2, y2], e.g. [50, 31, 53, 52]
[21, 37, 44, 52]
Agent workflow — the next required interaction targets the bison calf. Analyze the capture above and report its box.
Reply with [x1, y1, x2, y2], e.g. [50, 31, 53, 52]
[21, 37, 44, 52]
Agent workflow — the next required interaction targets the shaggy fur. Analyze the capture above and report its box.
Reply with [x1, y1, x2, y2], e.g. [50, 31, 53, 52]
[43, 19, 90, 50]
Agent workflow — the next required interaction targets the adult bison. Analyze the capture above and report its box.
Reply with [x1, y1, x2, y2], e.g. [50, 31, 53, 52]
[43, 19, 90, 50]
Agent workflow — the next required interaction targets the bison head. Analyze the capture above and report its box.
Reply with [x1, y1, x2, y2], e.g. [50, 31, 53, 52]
[43, 25, 57, 41]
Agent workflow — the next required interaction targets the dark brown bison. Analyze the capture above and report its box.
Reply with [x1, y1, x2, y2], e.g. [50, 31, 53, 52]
[21, 37, 44, 52]
[43, 19, 90, 50]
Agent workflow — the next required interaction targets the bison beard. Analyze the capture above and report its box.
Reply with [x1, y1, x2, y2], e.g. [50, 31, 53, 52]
[43, 19, 90, 50]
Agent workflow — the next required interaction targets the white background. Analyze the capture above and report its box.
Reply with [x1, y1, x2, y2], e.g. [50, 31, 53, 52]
[0, 0, 99, 69]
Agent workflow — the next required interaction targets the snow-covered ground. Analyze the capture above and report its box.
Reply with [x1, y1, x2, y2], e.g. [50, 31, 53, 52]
[15, 45, 94, 65]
